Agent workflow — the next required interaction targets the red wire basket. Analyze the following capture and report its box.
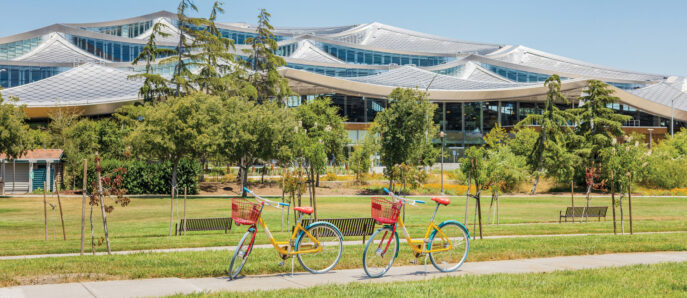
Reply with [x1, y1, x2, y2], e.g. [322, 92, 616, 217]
[231, 198, 262, 226]
[371, 197, 402, 224]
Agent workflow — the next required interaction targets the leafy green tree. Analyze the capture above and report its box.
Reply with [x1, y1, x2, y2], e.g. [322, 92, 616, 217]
[642, 129, 687, 188]
[373, 88, 439, 191]
[601, 135, 648, 234]
[515, 75, 577, 194]
[349, 129, 379, 184]
[293, 97, 348, 219]
[0, 90, 30, 192]
[129, 22, 177, 102]
[507, 127, 538, 157]
[241, 9, 291, 102]
[212, 97, 295, 196]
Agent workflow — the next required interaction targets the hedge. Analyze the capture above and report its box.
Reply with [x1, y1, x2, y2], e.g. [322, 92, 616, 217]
[73, 158, 201, 195]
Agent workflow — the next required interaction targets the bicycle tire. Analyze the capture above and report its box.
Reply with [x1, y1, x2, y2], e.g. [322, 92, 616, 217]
[428, 221, 469, 272]
[362, 226, 399, 278]
[295, 221, 344, 274]
[228, 229, 255, 280]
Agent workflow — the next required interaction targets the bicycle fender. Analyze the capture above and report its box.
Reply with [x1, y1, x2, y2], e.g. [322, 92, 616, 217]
[430, 220, 471, 240]
[294, 221, 345, 245]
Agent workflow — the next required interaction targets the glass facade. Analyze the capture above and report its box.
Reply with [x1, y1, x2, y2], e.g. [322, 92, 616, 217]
[0, 65, 69, 88]
[287, 63, 383, 77]
[483, 64, 553, 82]
[67, 34, 175, 62]
[82, 21, 153, 38]
[432, 65, 462, 76]
[218, 28, 288, 45]
[0, 37, 43, 60]
[318, 42, 451, 66]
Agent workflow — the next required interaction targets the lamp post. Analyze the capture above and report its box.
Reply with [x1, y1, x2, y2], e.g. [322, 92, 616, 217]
[647, 128, 653, 150]
[439, 131, 445, 194]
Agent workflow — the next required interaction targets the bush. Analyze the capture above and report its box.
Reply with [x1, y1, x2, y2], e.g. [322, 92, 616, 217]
[73, 158, 201, 195]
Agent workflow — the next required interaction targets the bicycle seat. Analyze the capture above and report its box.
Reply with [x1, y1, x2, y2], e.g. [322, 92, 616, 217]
[432, 197, 450, 206]
[294, 206, 314, 214]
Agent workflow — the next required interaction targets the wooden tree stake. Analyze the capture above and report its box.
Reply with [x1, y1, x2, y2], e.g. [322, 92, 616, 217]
[56, 183, 66, 240]
[81, 159, 87, 255]
[43, 181, 47, 241]
[183, 187, 188, 235]
[96, 155, 111, 254]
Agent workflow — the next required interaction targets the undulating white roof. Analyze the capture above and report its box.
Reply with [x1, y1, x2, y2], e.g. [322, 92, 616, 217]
[348, 65, 529, 90]
[459, 62, 513, 83]
[1, 63, 140, 107]
[328, 22, 501, 55]
[288, 40, 344, 64]
[135, 18, 185, 44]
[484, 45, 665, 82]
[13, 33, 106, 63]
[630, 77, 687, 111]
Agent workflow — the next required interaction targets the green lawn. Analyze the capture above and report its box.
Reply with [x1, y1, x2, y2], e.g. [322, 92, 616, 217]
[1, 232, 686, 287]
[175, 262, 687, 297]
[0, 195, 685, 255]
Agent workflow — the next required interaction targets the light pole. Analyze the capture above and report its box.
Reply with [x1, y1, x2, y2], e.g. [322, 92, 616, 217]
[648, 128, 654, 150]
[439, 131, 445, 194]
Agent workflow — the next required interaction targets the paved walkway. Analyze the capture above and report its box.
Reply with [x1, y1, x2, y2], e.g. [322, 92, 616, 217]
[2, 231, 684, 261]
[1, 251, 686, 298]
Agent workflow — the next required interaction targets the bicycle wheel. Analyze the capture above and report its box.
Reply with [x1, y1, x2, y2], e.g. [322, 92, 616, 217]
[228, 229, 255, 280]
[295, 222, 344, 274]
[428, 221, 469, 272]
[362, 226, 399, 278]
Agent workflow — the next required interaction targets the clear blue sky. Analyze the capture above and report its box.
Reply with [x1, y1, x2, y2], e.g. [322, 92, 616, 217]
[1, 0, 685, 76]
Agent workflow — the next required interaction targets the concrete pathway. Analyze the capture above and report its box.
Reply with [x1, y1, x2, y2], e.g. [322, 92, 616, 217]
[1, 251, 686, 298]
[2, 231, 684, 261]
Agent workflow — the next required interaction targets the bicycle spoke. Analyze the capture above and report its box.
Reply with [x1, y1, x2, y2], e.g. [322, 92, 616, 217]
[296, 223, 343, 274]
[429, 223, 469, 272]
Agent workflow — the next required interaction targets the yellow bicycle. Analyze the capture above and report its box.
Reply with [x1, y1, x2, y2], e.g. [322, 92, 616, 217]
[228, 187, 343, 280]
[362, 188, 470, 278]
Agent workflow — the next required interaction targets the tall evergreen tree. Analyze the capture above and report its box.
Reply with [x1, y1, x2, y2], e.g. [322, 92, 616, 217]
[129, 22, 177, 102]
[242, 9, 291, 103]
[515, 75, 577, 194]
[167, 0, 199, 96]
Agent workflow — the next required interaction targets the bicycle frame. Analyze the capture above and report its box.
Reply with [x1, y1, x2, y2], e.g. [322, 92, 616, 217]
[247, 211, 324, 256]
[378, 202, 453, 256]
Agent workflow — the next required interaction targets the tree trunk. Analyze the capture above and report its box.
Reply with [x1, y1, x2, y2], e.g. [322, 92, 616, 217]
[584, 182, 592, 222]
[56, 184, 66, 240]
[43, 181, 47, 241]
[309, 167, 318, 221]
[487, 191, 495, 225]
[96, 157, 111, 254]
[530, 174, 540, 195]
[628, 176, 633, 235]
[81, 159, 87, 255]
[619, 193, 625, 234]
[496, 192, 499, 225]
[12, 160, 16, 193]
[571, 180, 575, 223]
[316, 169, 320, 187]
[611, 172, 617, 235]
[169, 160, 179, 236]
[476, 193, 483, 239]
[465, 168, 471, 225]
[240, 160, 249, 197]
[90, 204, 95, 255]
[183, 187, 187, 236]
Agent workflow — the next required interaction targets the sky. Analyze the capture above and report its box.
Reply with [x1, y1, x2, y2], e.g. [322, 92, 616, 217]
[1, 0, 685, 77]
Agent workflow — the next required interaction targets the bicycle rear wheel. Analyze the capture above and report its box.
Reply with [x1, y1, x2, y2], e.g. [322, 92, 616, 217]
[295, 222, 344, 274]
[362, 226, 398, 278]
[228, 229, 255, 280]
[428, 221, 469, 272]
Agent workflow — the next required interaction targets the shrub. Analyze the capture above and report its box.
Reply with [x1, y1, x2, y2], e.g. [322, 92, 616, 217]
[73, 158, 201, 195]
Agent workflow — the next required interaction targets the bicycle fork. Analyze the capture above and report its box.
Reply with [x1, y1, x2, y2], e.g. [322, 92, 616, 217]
[376, 224, 397, 257]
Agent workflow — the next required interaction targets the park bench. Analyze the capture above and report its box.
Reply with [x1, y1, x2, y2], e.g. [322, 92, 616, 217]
[175, 217, 232, 235]
[295, 217, 377, 243]
[559, 207, 608, 223]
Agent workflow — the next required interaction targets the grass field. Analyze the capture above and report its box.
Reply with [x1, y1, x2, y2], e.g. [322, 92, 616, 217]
[172, 262, 687, 297]
[0, 195, 685, 255]
[1, 232, 686, 287]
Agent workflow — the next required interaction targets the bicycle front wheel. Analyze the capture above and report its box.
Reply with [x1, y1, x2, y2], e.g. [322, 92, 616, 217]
[428, 221, 469, 272]
[362, 226, 398, 278]
[228, 229, 255, 280]
[295, 222, 344, 274]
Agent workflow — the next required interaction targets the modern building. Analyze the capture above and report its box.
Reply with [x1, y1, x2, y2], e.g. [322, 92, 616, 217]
[1, 11, 686, 150]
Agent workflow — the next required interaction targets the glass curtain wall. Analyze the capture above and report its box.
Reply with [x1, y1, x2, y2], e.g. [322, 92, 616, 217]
[0, 65, 69, 88]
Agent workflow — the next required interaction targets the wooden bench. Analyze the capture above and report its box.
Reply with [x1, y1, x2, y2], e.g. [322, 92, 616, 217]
[559, 207, 608, 222]
[175, 217, 232, 235]
[295, 217, 377, 243]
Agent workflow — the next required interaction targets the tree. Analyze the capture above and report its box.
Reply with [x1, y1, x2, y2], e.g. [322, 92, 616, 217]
[242, 9, 291, 103]
[373, 88, 439, 191]
[212, 97, 295, 197]
[642, 129, 687, 189]
[89, 154, 130, 254]
[168, 0, 199, 96]
[571, 80, 631, 214]
[349, 129, 379, 184]
[602, 135, 648, 234]
[293, 97, 348, 219]
[0, 90, 30, 193]
[129, 21, 177, 102]
[127, 94, 221, 235]
[515, 75, 577, 194]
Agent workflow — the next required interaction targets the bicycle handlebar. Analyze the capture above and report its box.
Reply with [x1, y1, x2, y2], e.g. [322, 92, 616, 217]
[383, 188, 425, 205]
[243, 187, 290, 208]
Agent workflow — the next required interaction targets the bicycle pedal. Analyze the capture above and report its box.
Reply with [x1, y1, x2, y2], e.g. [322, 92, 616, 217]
[409, 260, 418, 264]
[278, 261, 285, 267]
